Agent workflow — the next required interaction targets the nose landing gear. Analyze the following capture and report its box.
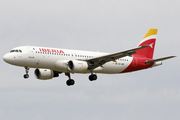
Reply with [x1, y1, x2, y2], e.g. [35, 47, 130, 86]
[23, 67, 29, 79]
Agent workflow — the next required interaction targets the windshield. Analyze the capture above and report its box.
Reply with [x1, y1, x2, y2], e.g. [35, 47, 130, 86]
[10, 49, 22, 53]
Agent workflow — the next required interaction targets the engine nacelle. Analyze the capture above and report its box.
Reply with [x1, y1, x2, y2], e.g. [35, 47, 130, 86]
[34, 69, 59, 80]
[68, 60, 88, 73]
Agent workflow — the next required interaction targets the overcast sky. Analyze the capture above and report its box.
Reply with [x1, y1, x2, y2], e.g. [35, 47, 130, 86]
[0, 0, 179, 120]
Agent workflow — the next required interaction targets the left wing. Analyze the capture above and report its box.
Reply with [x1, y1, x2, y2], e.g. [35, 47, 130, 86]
[86, 45, 149, 69]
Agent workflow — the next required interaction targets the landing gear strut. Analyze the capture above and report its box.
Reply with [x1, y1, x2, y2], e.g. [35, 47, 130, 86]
[23, 67, 29, 79]
[89, 70, 97, 81]
[65, 73, 75, 86]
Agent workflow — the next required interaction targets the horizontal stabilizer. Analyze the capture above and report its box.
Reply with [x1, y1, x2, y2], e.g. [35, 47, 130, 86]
[145, 56, 176, 64]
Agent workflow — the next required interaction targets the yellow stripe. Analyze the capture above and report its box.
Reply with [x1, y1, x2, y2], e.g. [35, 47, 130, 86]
[143, 28, 158, 39]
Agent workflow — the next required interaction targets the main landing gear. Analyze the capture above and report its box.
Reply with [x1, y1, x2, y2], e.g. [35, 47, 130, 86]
[23, 67, 29, 79]
[65, 73, 75, 86]
[89, 70, 97, 81]
[65, 72, 97, 86]
[89, 74, 97, 81]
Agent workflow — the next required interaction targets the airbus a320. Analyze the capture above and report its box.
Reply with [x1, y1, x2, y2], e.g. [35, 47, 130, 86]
[3, 28, 176, 86]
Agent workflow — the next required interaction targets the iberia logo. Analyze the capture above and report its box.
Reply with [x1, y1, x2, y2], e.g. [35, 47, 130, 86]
[39, 48, 64, 54]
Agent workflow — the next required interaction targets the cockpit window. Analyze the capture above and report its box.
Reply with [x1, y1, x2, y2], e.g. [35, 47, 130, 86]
[10, 50, 15, 53]
[10, 49, 22, 53]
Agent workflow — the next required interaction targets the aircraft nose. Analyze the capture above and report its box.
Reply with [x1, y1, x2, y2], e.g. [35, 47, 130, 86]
[3, 53, 11, 63]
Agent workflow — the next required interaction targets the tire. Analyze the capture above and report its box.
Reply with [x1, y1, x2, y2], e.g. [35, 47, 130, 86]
[66, 79, 75, 86]
[89, 74, 97, 81]
[23, 74, 29, 79]
[92, 74, 97, 80]
[89, 75, 93, 81]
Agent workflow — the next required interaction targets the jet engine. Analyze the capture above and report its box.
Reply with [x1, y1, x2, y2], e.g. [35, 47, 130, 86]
[68, 60, 88, 73]
[34, 68, 59, 80]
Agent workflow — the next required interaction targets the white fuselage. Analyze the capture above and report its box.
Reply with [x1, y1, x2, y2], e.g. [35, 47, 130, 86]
[3, 46, 133, 74]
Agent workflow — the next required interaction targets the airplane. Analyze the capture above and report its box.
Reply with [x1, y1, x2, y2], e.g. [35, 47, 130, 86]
[3, 28, 176, 86]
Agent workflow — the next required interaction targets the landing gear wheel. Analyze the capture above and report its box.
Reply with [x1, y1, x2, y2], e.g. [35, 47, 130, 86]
[66, 79, 75, 86]
[65, 73, 75, 86]
[89, 74, 97, 81]
[23, 74, 29, 79]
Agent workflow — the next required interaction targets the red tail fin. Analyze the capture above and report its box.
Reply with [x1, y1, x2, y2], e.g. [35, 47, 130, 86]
[136, 28, 158, 59]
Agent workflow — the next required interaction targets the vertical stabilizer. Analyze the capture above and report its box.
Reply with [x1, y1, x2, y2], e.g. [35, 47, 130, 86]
[136, 28, 158, 59]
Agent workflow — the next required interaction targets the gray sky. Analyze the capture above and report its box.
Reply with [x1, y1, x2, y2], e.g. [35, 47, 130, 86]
[0, 0, 179, 120]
